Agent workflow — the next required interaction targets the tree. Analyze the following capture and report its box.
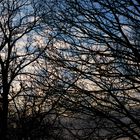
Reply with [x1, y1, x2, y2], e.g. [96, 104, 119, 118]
[0, 0, 51, 139]
[41, 0, 140, 139]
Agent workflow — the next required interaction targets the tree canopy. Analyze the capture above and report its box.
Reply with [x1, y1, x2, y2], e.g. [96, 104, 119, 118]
[0, 0, 140, 139]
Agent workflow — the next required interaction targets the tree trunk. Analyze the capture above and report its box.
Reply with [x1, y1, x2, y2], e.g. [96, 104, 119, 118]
[1, 92, 9, 140]
[1, 68, 9, 140]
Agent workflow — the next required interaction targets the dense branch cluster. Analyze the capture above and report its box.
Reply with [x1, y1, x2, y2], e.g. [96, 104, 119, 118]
[0, 0, 140, 140]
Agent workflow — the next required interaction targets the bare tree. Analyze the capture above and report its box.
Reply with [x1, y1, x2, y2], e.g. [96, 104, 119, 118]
[0, 0, 53, 139]
[41, 0, 140, 139]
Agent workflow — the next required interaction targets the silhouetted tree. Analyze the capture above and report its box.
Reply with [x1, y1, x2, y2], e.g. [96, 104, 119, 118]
[0, 0, 52, 139]
[41, 0, 140, 139]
